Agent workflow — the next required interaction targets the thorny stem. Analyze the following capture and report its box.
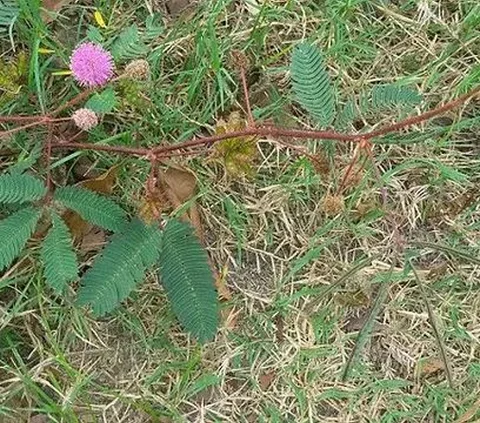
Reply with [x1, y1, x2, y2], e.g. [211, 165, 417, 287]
[1, 86, 479, 162]
[0, 117, 71, 139]
[0, 89, 95, 124]
[0, 115, 43, 123]
[367, 85, 480, 138]
[49, 88, 95, 117]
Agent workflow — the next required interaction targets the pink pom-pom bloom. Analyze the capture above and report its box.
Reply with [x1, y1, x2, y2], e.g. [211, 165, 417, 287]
[70, 42, 114, 87]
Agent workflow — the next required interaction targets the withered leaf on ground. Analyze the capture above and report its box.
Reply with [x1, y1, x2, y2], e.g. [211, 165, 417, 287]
[139, 163, 203, 239]
[79, 228, 106, 255]
[416, 357, 444, 378]
[162, 164, 197, 203]
[258, 371, 276, 391]
[79, 165, 119, 194]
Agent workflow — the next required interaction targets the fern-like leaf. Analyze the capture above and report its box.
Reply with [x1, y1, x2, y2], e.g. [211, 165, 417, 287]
[0, 0, 19, 33]
[111, 25, 147, 62]
[335, 98, 357, 130]
[158, 219, 219, 343]
[54, 186, 127, 233]
[86, 25, 104, 43]
[77, 219, 163, 316]
[0, 207, 41, 272]
[85, 87, 117, 114]
[291, 43, 335, 127]
[40, 213, 78, 294]
[144, 14, 163, 42]
[370, 84, 422, 111]
[0, 173, 46, 204]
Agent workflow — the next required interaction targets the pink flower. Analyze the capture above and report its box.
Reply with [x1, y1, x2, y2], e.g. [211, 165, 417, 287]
[70, 42, 114, 87]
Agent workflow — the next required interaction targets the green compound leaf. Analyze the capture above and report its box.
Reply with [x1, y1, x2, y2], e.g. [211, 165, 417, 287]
[41, 213, 79, 294]
[0, 173, 46, 204]
[54, 186, 127, 233]
[0, 207, 41, 272]
[291, 43, 335, 127]
[85, 87, 117, 114]
[77, 219, 163, 316]
[158, 219, 219, 343]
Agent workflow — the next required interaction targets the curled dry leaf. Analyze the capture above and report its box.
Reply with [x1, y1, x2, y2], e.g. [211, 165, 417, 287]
[139, 163, 203, 239]
[162, 165, 197, 203]
[416, 357, 445, 378]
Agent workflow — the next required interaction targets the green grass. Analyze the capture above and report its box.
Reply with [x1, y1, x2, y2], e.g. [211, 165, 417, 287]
[1, 0, 480, 422]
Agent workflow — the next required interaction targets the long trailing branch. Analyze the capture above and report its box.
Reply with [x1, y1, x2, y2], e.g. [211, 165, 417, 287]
[1, 79, 479, 161]
[46, 85, 480, 159]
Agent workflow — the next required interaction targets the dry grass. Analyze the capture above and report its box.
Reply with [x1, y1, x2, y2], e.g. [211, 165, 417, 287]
[1, 0, 480, 422]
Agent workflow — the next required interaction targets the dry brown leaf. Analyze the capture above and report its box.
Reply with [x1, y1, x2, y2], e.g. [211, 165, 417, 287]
[79, 165, 120, 194]
[416, 357, 444, 378]
[63, 209, 92, 240]
[162, 165, 204, 239]
[138, 191, 166, 224]
[80, 228, 106, 255]
[138, 164, 203, 238]
[258, 372, 276, 391]
[162, 165, 197, 203]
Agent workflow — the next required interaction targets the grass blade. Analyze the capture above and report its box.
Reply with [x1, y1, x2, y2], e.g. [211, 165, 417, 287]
[409, 259, 454, 388]
[341, 264, 393, 381]
[413, 241, 480, 265]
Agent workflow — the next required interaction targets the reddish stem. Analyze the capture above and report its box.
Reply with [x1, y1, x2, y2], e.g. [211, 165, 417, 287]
[366, 86, 480, 139]
[239, 66, 255, 127]
[0, 115, 44, 123]
[1, 85, 478, 164]
[0, 117, 71, 138]
[49, 89, 95, 117]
